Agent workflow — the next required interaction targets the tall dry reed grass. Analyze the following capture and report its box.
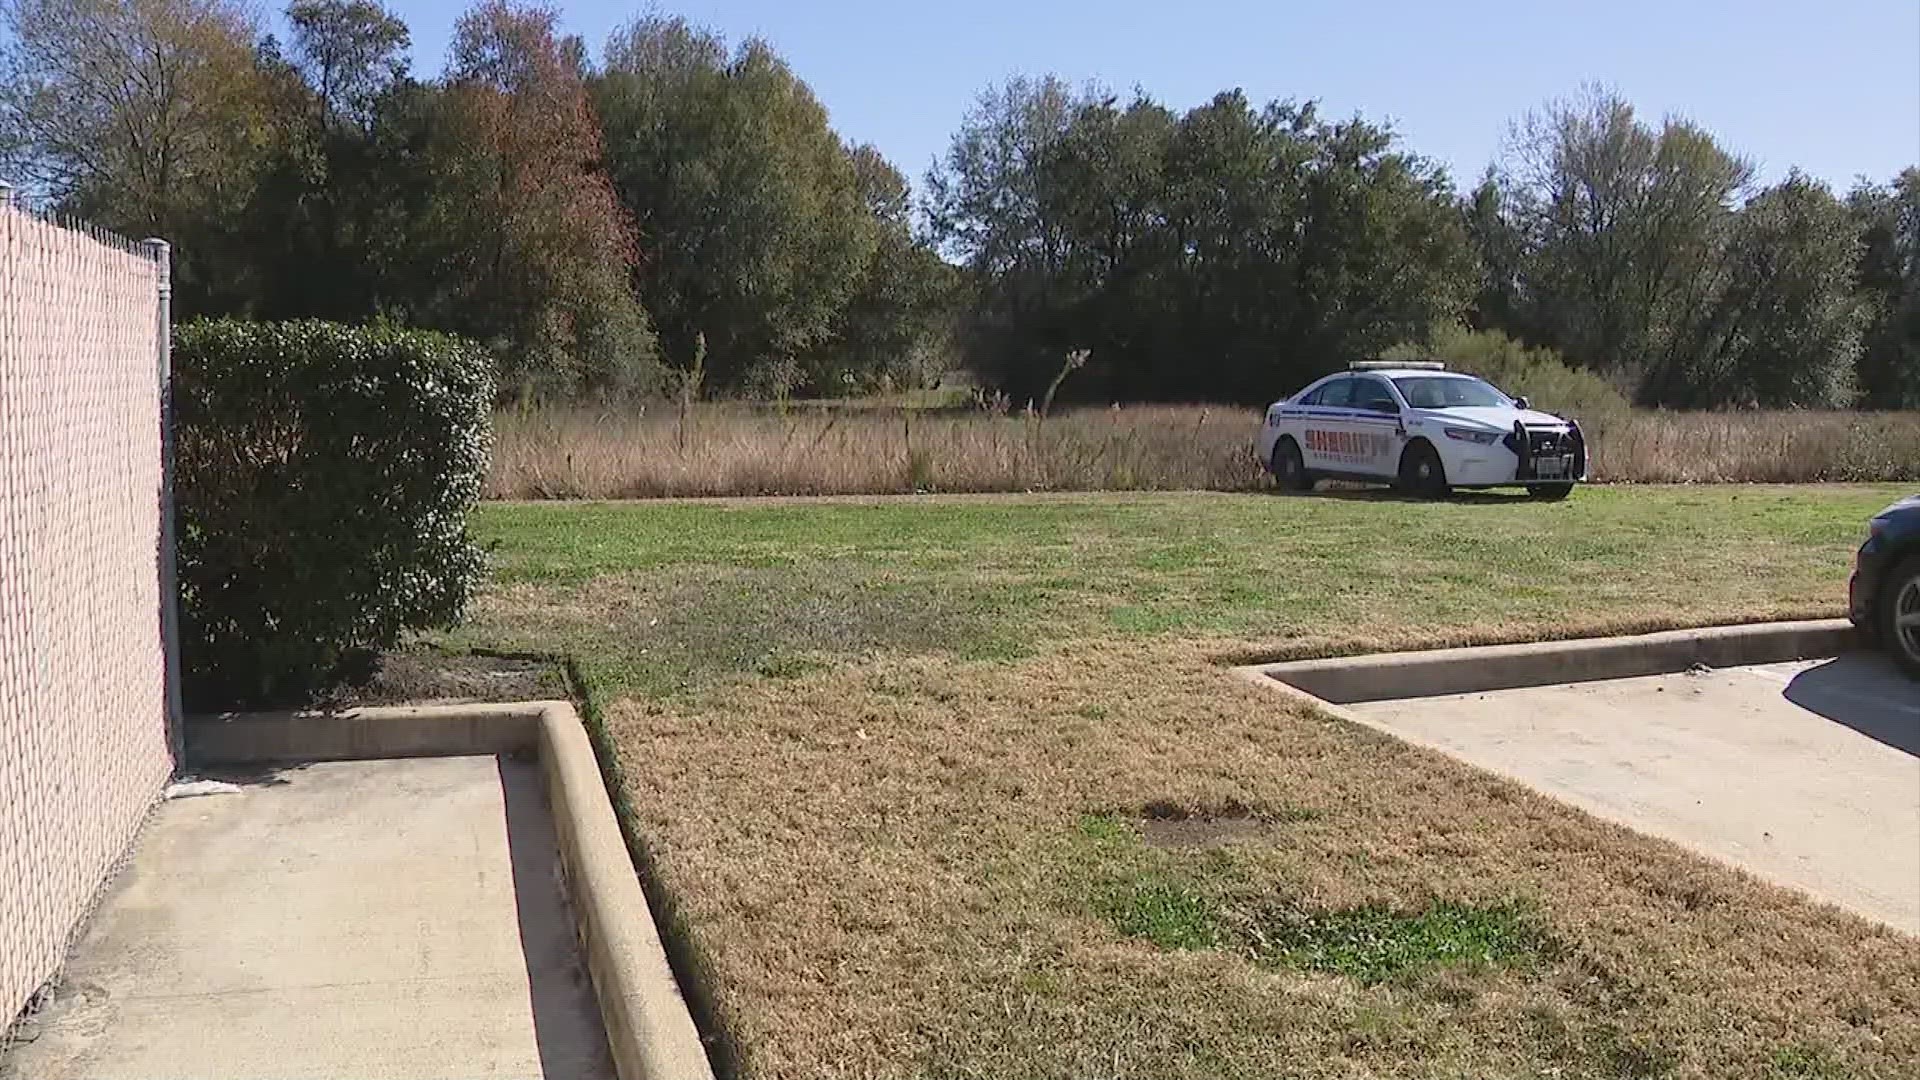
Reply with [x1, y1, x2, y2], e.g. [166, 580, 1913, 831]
[486, 404, 1920, 499]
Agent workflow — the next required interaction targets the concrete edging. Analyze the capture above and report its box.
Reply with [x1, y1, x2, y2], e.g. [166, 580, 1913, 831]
[1237, 618, 1857, 705]
[185, 702, 714, 1080]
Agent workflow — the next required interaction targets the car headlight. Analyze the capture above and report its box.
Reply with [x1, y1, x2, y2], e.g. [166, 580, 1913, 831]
[1443, 428, 1500, 445]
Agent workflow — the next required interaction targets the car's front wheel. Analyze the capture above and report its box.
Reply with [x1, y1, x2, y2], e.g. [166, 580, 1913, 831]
[1397, 441, 1450, 499]
[1271, 437, 1312, 492]
[1527, 483, 1575, 501]
[1877, 556, 1920, 680]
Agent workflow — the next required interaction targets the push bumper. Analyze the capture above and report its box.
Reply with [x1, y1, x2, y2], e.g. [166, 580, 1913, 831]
[1446, 422, 1587, 487]
[1506, 420, 1587, 483]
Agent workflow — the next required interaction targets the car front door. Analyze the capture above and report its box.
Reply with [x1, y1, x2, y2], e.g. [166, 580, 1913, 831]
[1345, 376, 1406, 479]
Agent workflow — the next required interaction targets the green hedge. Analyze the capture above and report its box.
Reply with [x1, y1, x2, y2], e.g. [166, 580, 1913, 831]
[173, 320, 494, 708]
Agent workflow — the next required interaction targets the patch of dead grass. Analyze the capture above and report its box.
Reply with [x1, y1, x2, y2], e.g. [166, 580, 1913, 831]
[604, 640, 1920, 1079]
[452, 490, 1920, 1077]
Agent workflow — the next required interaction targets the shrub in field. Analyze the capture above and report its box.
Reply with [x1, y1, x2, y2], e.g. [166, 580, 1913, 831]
[1385, 326, 1632, 424]
[173, 320, 494, 708]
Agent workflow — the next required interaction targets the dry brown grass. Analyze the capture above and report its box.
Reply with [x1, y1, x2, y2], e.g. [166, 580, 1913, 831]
[487, 404, 1260, 498]
[1591, 411, 1920, 484]
[607, 642, 1920, 1080]
[485, 405, 1920, 499]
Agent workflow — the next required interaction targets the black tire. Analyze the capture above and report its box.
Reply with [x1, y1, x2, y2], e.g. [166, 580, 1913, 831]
[1271, 437, 1312, 492]
[1396, 441, 1450, 499]
[1877, 556, 1920, 680]
[1527, 483, 1575, 501]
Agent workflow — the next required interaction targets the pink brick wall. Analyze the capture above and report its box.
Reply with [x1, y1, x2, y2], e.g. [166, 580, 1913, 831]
[0, 205, 173, 1024]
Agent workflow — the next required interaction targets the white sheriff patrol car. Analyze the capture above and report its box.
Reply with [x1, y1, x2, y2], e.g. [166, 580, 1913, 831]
[1254, 362, 1587, 499]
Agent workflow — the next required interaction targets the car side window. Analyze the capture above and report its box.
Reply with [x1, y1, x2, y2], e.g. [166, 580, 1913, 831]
[1298, 382, 1327, 406]
[1352, 377, 1398, 412]
[1314, 378, 1353, 408]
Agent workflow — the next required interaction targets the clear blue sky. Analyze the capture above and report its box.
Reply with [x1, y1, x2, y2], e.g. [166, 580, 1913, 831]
[365, 0, 1918, 193]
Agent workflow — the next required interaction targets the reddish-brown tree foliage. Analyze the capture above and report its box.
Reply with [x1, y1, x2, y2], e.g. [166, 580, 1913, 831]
[438, 0, 653, 397]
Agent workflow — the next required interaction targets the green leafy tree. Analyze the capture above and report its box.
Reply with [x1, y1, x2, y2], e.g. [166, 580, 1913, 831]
[0, 0, 268, 303]
[1678, 173, 1863, 408]
[1499, 86, 1753, 396]
[214, 0, 419, 321]
[1849, 169, 1920, 408]
[1479, 88, 1887, 409]
[929, 81, 1471, 404]
[286, 0, 409, 132]
[1462, 170, 1527, 333]
[594, 16, 873, 390]
[924, 76, 1084, 400]
[798, 144, 957, 393]
[0, 0, 266, 229]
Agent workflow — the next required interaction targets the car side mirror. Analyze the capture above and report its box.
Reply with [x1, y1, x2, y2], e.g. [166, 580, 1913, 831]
[1367, 400, 1399, 415]
[1514, 396, 1531, 410]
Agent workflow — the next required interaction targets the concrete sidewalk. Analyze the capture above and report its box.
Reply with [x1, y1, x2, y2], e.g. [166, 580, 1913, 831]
[1, 755, 616, 1080]
[1348, 655, 1919, 933]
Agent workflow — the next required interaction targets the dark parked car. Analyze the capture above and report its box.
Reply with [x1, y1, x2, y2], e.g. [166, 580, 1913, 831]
[1850, 495, 1920, 679]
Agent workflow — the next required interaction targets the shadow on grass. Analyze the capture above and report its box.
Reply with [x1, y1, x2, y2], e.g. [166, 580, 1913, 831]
[1277, 486, 1545, 506]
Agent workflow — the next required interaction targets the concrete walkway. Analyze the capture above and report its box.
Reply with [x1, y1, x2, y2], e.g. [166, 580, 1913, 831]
[2, 755, 616, 1080]
[1349, 655, 1920, 933]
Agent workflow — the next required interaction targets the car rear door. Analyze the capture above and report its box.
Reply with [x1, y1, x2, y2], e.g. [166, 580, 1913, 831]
[1302, 375, 1401, 478]
[1299, 377, 1355, 474]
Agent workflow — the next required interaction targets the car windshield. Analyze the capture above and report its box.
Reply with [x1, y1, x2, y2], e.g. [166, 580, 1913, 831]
[1391, 376, 1511, 409]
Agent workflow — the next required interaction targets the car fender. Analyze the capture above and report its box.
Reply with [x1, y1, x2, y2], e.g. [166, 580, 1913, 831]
[1425, 428, 1485, 477]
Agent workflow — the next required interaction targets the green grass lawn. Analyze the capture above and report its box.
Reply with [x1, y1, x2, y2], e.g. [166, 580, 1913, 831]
[447, 485, 1920, 1080]
[464, 485, 1896, 699]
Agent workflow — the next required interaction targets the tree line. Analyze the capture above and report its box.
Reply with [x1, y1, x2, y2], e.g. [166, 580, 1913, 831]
[931, 80, 1919, 409]
[1, 0, 954, 402]
[4, 0, 1914, 409]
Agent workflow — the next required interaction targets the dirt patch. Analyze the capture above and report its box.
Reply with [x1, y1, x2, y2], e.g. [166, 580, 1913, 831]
[1138, 817, 1266, 848]
[1136, 798, 1274, 848]
[326, 649, 563, 707]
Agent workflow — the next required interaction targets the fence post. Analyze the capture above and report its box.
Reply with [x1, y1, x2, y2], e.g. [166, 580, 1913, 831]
[143, 238, 184, 768]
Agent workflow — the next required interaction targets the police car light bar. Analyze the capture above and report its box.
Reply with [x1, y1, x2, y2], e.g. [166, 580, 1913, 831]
[1350, 360, 1445, 371]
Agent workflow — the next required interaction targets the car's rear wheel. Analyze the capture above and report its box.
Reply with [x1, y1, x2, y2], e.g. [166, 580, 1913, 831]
[1397, 441, 1449, 499]
[1271, 437, 1312, 492]
[1527, 483, 1575, 501]
[1877, 556, 1920, 680]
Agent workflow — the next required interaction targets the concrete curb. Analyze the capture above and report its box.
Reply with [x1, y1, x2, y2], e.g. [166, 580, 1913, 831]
[1237, 618, 1856, 704]
[185, 703, 714, 1080]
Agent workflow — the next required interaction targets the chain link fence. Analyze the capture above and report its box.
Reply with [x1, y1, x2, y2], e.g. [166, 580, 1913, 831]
[0, 193, 175, 1032]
